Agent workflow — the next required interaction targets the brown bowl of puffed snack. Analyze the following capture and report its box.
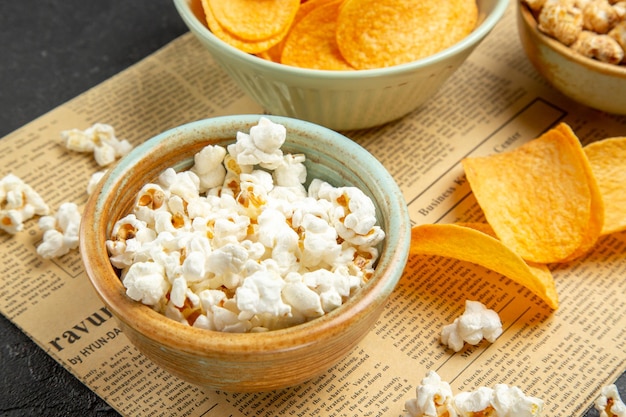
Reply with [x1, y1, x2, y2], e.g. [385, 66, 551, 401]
[518, 0, 626, 114]
[79, 115, 411, 392]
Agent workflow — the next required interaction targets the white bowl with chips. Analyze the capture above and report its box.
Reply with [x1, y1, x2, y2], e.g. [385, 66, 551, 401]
[173, 0, 508, 131]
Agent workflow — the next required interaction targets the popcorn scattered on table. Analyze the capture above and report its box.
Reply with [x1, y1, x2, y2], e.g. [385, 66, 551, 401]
[87, 170, 107, 195]
[0, 174, 50, 234]
[404, 371, 544, 417]
[441, 300, 503, 352]
[61, 123, 133, 166]
[36, 202, 81, 259]
[595, 384, 626, 417]
[106, 117, 385, 332]
[403, 371, 456, 417]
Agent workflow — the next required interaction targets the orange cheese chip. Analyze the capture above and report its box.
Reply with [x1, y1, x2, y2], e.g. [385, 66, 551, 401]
[335, 0, 477, 69]
[584, 136, 626, 235]
[259, 0, 340, 63]
[281, 0, 355, 70]
[201, 0, 294, 54]
[411, 223, 559, 309]
[462, 123, 604, 264]
[207, 0, 300, 42]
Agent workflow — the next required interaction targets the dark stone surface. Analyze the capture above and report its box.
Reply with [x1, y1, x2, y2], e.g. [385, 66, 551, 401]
[0, 1, 623, 416]
[0, 1, 186, 416]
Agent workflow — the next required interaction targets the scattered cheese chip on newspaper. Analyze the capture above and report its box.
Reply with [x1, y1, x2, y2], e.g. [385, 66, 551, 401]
[584, 136, 626, 235]
[462, 123, 604, 264]
[410, 223, 559, 309]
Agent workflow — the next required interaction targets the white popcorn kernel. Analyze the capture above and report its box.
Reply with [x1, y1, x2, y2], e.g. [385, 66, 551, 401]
[299, 213, 342, 268]
[403, 370, 457, 417]
[404, 373, 544, 417]
[170, 276, 188, 308]
[227, 117, 285, 169]
[191, 144, 227, 192]
[182, 250, 208, 282]
[87, 170, 106, 195]
[257, 208, 299, 273]
[595, 384, 626, 417]
[320, 184, 386, 247]
[0, 174, 50, 234]
[303, 269, 351, 313]
[61, 123, 133, 167]
[166, 170, 201, 203]
[211, 215, 251, 247]
[441, 300, 503, 352]
[454, 387, 495, 416]
[213, 302, 252, 333]
[491, 384, 544, 417]
[94, 143, 117, 167]
[61, 128, 96, 153]
[198, 289, 227, 312]
[0, 210, 25, 235]
[122, 261, 169, 306]
[282, 273, 324, 318]
[36, 202, 81, 259]
[192, 313, 214, 330]
[236, 269, 291, 320]
[274, 153, 307, 188]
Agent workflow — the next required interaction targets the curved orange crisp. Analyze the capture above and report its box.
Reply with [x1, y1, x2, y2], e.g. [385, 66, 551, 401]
[201, 0, 294, 54]
[584, 137, 626, 235]
[411, 224, 559, 309]
[207, 0, 300, 42]
[336, 0, 477, 69]
[260, 0, 342, 64]
[281, 0, 354, 70]
[462, 123, 604, 264]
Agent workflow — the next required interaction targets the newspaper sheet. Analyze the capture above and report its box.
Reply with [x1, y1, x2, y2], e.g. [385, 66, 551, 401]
[1, 3, 625, 416]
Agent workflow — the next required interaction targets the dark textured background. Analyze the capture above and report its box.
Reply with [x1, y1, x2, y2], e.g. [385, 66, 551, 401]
[0, 1, 624, 416]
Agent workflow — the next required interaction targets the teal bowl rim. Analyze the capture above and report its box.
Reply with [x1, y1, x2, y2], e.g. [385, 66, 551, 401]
[173, 0, 510, 78]
[81, 114, 411, 353]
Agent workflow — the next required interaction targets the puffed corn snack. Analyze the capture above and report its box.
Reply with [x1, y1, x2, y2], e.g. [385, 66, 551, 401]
[595, 384, 626, 417]
[61, 122, 133, 166]
[106, 117, 385, 332]
[404, 371, 544, 417]
[0, 174, 49, 234]
[440, 300, 503, 352]
[524, 0, 626, 64]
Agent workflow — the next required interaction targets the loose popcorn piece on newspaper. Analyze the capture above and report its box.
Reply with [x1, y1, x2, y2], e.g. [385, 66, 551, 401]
[403, 371, 456, 417]
[37, 202, 81, 259]
[87, 170, 107, 195]
[106, 117, 385, 332]
[441, 300, 503, 352]
[404, 371, 544, 417]
[61, 123, 133, 167]
[595, 384, 626, 417]
[0, 174, 50, 234]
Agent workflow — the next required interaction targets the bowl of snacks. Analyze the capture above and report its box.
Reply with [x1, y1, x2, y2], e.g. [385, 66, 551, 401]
[173, 0, 508, 131]
[518, 0, 626, 114]
[79, 115, 411, 392]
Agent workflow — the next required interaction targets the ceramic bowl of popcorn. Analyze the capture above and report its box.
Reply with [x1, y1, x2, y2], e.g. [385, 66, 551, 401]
[80, 115, 411, 392]
[173, 0, 508, 131]
[517, 1, 626, 114]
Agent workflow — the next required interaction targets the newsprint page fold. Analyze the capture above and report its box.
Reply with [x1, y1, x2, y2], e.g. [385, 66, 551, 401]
[1, 3, 625, 417]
